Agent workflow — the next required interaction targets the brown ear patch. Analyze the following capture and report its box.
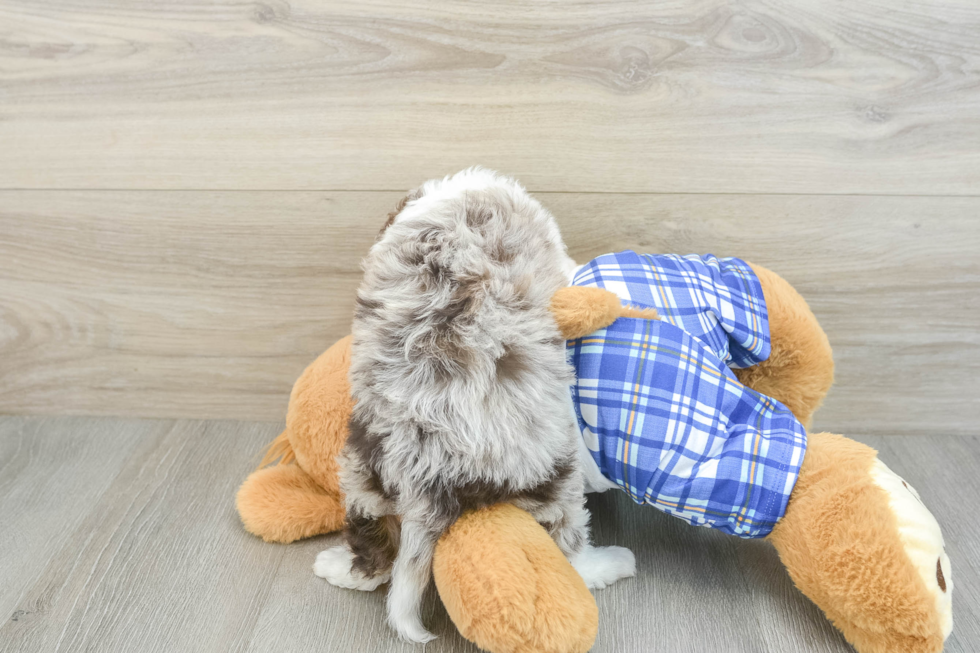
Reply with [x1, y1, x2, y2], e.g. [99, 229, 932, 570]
[937, 557, 947, 592]
[378, 189, 422, 239]
[495, 345, 528, 382]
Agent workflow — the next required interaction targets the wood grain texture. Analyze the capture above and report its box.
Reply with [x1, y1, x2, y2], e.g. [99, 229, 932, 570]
[0, 417, 288, 653]
[2, 191, 978, 435]
[0, 416, 977, 652]
[0, 417, 149, 625]
[1, 0, 979, 193]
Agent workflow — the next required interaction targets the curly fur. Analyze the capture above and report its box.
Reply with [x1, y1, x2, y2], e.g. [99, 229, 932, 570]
[331, 168, 610, 642]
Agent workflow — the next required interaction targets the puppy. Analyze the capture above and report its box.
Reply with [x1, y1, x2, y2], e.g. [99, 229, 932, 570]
[314, 168, 634, 642]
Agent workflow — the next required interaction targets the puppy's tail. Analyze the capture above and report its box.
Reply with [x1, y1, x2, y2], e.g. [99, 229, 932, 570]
[257, 429, 295, 469]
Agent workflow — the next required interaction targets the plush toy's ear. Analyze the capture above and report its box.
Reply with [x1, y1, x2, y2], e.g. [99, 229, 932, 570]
[433, 504, 598, 653]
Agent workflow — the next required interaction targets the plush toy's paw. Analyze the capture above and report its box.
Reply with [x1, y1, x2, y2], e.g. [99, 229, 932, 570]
[871, 459, 953, 639]
[770, 432, 951, 653]
[434, 504, 599, 653]
[313, 546, 389, 591]
[570, 544, 636, 590]
[237, 464, 345, 543]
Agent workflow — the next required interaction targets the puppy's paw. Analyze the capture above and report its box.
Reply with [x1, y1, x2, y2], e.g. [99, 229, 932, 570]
[571, 544, 636, 590]
[313, 546, 389, 591]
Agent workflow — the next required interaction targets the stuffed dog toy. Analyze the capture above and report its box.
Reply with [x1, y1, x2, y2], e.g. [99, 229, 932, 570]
[237, 170, 952, 653]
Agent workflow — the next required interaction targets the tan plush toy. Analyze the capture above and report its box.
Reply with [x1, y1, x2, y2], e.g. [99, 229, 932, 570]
[237, 266, 952, 653]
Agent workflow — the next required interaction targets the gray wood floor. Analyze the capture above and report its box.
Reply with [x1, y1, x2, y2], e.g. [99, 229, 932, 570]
[0, 415, 976, 653]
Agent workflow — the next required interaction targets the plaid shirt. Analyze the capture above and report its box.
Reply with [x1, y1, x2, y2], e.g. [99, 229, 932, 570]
[568, 252, 807, 538]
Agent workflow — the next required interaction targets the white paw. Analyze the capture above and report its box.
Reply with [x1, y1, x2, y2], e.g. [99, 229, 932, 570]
[571, 544, 636, 590]
[313, 546, 389, 591]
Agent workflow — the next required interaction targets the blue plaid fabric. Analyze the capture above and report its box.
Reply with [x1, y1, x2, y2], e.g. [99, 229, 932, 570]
[571, 251, 772, 368]
[568, 252, 807, 538]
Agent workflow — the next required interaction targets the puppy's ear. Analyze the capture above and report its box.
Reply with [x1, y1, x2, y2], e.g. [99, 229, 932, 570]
[378, 188, 422, 240]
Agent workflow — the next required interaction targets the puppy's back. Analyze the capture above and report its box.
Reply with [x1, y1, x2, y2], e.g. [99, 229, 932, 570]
[349, 169, 579, 495]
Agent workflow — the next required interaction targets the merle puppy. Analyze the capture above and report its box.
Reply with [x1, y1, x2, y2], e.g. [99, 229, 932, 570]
[314, 168, 634, 643]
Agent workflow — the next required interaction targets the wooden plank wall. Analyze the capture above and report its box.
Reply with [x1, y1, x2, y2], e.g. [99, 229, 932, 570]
[1, 0, 978, 434]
